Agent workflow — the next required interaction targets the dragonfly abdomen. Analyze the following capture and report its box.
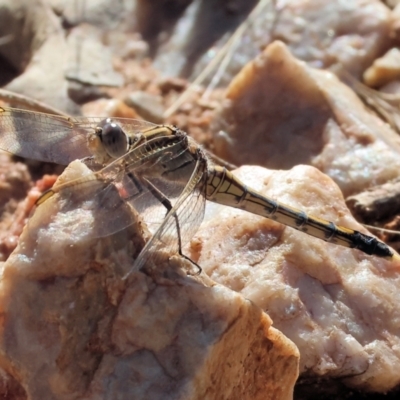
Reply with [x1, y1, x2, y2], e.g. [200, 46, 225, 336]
[206, 166, 396, 259]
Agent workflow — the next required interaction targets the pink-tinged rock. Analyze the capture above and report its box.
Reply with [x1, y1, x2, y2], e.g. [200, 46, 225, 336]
[211, 41, 400, 197]
[154, 0, 392, 82]
[0, 161, 299, 400]
[0, 153, 32, 261]
[190, 164, 400, 393]
[262, 0, 392, 78]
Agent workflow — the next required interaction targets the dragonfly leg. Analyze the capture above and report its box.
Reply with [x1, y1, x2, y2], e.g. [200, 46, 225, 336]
[124, 172, 146, 201]
[139, 176, 201, 274]
[124, 173, 171, 217]
[180, 253, 202, 275]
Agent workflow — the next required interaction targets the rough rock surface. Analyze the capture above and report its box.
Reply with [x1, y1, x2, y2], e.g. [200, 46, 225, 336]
[0, 0, 127, 113]
[0, 161, 299, 400]
[155, 0, 392, 83]
[363, 48, 400, 87]
[211, 41, 400, 197]
[190, 164, 400, 393]
[153, 0, 258, 78]
[0, 0, 79, 113]
[0, 154, 32, 261]
[262, 0, 391, 78]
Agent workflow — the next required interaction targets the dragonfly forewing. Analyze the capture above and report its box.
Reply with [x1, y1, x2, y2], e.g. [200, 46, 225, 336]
[126, 155, 207, 277]
[1, 105, 398, 268]
[36, 131, 207, 275]
[0, 107, 159, 165]
[0, 107, 90, 164]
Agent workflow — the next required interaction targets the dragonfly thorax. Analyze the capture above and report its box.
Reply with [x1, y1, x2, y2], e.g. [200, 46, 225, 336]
[95, 119, 129, 159]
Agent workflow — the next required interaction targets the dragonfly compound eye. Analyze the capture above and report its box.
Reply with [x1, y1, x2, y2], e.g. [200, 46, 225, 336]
[96, 119, 129, 159]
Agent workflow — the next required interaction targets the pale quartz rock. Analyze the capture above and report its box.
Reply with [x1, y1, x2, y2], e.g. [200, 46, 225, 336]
[154, 0, 391, 82]
[262, 0, 391, 78]
[211, 41, 400, 197]
[0, 161, 299, 400]
[190, 165, 400, 393]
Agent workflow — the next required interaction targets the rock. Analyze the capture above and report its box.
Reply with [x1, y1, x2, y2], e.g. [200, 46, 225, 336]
[0, 154, 32, 261]
[0, 0, 80, 114]
[157, 0, 392, 84]
[158, 76, 187, 94]
[65, 25, 124, 89]
[153, 0, 258, 78]
[82, 98, 140, 119]
[363, 48, 400, 87]
[265, 0, 391, 78]
[211, 41, 400, 197]
[190, 164, 400, 394]
[0, 1, 126, 113]
[386, 0, 400, 8]
[125, 91, 165, 123]
[380, 80, 400, 94]
[346, 177, 400, 222]
[135, 0, 195, 54]
[0, 160, 299, 400]
[60, 0, 131, 30]
[391, 2, 400, 39]
[65, 25, 124, 104]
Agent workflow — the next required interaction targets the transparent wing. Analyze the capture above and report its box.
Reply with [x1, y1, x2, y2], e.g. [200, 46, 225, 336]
[125, 157, 207, 277]
[0, 107, 157, 164]
[38, 135, 203, 245]
[38, 172, 139, 239]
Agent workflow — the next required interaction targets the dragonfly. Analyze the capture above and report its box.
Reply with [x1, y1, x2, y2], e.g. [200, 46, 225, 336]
[0, 106, 398, 279]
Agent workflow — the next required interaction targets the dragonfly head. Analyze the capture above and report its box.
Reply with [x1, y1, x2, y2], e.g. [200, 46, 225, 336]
[95, 119, 129, 159]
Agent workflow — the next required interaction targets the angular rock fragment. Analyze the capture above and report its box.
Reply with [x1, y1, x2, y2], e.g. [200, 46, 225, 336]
[211, 41, 400, 196]
[0, 0, 80, 113]
[0, 161, 299, 400]
[153, 0, 258, 78]
[262, 0, 392, 78]
[65, 25, 124, 89]
[346, 177, 400, 222]
[0, 0, 129, 113]
[191, 164, 400, 394]
[363, 48, 400, 87]
[125, 91, 165, 123]
[154, 0, 392, 83]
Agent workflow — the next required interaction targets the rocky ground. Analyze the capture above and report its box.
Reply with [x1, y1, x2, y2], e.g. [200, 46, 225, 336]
[1, 0, 400, 399]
